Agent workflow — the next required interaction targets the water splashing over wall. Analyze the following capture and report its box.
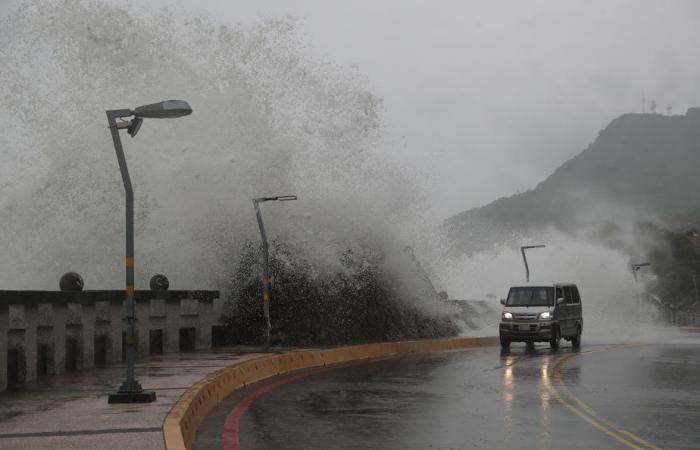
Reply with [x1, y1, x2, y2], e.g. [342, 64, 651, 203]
[432, 228, 679, 341]
[0, 1, 421, 293]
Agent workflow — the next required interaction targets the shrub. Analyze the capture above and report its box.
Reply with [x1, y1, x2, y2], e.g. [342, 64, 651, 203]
[221, 241, 458, 346]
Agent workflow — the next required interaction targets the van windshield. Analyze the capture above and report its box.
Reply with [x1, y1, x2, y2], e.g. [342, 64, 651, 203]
[506, 287, 554, 307]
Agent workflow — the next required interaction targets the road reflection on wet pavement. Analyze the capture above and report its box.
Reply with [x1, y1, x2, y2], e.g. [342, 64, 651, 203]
[195, 340, 700, 449]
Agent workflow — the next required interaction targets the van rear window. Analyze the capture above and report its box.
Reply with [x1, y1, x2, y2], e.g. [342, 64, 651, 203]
[506, 287, 554, 307]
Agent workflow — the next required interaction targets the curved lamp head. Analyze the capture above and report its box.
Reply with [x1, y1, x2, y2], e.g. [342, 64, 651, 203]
[254, 195, 298, 204]
[521, 244, 546, 250]
[632, 262, 650, 271]
[132, 100, 192, 119]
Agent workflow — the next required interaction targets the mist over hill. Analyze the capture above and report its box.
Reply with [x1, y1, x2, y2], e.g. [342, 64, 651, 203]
[443, 108, 700, 306]
[446, 107, 700, 255]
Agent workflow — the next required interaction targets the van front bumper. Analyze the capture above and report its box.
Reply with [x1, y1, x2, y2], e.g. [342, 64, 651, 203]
[499, 321, 553, 342]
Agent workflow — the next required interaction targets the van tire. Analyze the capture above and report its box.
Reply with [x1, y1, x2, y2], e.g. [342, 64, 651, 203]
[500, 337, 510, 351]
[572, 326, 581, 348]
[550, 326, 560, 350]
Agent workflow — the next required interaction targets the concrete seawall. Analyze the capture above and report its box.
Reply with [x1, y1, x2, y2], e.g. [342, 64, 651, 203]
[163, 335, 500, 449]
[0, 290, 219, 391]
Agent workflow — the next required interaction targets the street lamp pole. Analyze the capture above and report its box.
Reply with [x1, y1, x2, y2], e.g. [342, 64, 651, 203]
[252, 195, 297, 352]
[520, 244, 545, 283]
[106, 100, 192, 403]
[107, 109, 140, 400]
[631, 262, 650, 322]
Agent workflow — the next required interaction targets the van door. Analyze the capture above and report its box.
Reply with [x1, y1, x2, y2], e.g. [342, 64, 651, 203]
[570, 285, 582, 332]
[555, 285, 567, 335]
[562, 286, 574, 336]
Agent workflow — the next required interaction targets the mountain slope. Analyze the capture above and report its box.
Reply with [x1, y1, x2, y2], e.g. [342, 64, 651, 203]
[445, 108, 700, 253]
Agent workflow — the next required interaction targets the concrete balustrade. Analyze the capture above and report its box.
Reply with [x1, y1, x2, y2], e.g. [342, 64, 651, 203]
[661, 306, 700, 327]
[0, 290, 219, 391]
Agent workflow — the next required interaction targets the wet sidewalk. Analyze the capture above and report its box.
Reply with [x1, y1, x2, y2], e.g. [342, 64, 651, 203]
[0, 348, 265, 449]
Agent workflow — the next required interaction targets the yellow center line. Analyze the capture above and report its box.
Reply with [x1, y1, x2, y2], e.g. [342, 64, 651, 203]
[547, 346, 664, 450]
[545, 382, 644, 449]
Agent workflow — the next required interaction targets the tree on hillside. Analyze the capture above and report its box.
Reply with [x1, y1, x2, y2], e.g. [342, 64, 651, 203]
[645, 227, 700, 305]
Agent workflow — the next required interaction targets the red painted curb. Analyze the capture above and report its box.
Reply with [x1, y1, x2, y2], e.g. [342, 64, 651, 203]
[165, 337, 499, 450]
[221, 360, 377, 450]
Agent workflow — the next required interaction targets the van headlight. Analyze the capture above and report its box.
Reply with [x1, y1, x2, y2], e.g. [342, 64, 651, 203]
[502, 312, 513, 320]
[538, 311, 552, 320]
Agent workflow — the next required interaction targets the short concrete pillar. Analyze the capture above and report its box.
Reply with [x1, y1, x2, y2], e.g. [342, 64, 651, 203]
[196, 300, 213, 350]
[109, 300, 123, 363]
[81, 302, 96, 369]
[24, 304, 38, 382]
[0, 305, 8, 391]
[136, 299, 150, 357]
[52, 304, 67, 375]
[165, 299, 180, 353]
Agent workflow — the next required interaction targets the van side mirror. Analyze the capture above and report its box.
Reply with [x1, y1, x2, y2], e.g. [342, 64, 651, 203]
[556, 297, 565, 305]
[500, 298, 506, 305]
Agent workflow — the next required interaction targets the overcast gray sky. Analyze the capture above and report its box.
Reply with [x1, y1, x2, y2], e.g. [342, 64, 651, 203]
[5, 0, 700, 220]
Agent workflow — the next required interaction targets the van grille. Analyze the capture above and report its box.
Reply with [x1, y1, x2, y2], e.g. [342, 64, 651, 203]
[513, 313, 538, 321]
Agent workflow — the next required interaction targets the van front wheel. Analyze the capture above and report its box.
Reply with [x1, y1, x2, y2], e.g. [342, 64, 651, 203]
[550, 327, 560, 350]
[500, 337, 510, 351]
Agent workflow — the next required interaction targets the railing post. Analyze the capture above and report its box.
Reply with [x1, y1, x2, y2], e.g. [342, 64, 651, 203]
[81, 301, 96, 369]
[0, 304, 8, 390]
[24, 303, 38, 382]
[136, 296, 150, 357]
[196, 297, 213, 351]
[165, 296, 180, 353]
[109, 299, 124, 363]
[51, 303, 67, 375]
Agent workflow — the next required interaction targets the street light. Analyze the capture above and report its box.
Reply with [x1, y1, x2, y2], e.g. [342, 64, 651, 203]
[106, 100, 192, 404]
[631, 262, 650, 282]
[631, 262, 650, 322]
[252, 195, 297, 352]
[520, 244, 545, 283]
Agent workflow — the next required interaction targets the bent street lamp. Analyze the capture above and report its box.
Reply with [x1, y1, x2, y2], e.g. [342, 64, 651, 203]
[106, 100, 192, 404]
[520, 244, 545, 283]
[252, 195, 297, 352]
[631, 262, 650, 283]
[631, 262, 650, 321]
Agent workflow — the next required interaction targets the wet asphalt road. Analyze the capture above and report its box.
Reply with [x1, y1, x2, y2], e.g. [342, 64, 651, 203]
[194, 340, 700, 450]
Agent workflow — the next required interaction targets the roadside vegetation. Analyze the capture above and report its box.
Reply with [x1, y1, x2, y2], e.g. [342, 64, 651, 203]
[645, 226, 700, 307]
[221, 241, 458, 346]
[595, 222, 700, 307]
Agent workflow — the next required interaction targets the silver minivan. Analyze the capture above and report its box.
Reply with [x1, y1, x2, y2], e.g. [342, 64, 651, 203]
[498, 282, 583, 350]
